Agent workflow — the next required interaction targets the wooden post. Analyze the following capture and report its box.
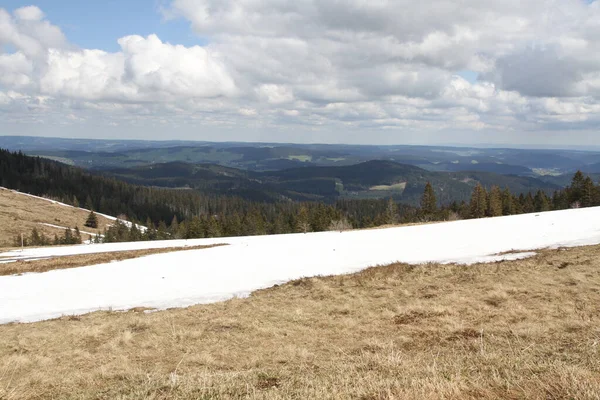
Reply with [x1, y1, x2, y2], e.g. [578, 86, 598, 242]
[21, 232, 24, 249]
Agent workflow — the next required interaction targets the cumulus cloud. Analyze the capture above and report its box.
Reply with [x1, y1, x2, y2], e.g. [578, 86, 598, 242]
[1, 1, 600, 143]
[0, 7, 238, 104]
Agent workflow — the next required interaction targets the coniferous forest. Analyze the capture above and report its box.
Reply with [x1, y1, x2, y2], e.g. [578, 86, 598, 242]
[2, 148, 598, 245]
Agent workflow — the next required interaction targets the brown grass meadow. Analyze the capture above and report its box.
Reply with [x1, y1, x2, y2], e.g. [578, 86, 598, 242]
[1, 244, 599, 399]
[0, 188, 113, 248]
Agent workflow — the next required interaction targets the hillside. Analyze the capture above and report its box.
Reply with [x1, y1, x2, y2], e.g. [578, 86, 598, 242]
[0, 187, 114, 248]
[104, 159, 562, 205]
[1, 213, 600, 398]
[2, 206, 600, 323]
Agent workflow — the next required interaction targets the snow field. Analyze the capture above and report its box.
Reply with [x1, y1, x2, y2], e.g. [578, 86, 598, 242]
[2, 207, 600, 324]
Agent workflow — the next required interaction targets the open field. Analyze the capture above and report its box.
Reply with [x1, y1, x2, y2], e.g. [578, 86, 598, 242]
[1, 244, 599, 399]
[0, 187, 113, 248]
[0, 244, 225, 276]
[369, 182, 407, 191]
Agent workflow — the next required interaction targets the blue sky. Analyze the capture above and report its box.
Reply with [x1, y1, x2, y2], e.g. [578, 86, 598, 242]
[2, 0, 200, 51]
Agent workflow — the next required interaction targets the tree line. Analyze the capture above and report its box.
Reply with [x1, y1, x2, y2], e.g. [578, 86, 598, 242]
[3, 148, 599, 246]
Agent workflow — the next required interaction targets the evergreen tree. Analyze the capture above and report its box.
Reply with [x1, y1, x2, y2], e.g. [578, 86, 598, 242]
[469, 184, 487, 218]
[533, 190, 550, 212]
[551, 190, 569, 210]
[420, 182, 437, 220]
[385, 198, 398, 225]
[581, 176, 596, 208]
[568, 170, 586, 206]
[85, 195, 94, 211]
[296, 205, 310, 233]
[501, 188, 514, 215]
[157, 221, 169, 240]
[84, 211, 98, 228]
[169, 216, 179, 237]
[487, 186, 502, 217]
[522, 192, 535, 214]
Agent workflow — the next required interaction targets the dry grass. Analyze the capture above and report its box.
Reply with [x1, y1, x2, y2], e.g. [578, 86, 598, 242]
[0, 188, 113, 248]
[1, 245, 600, 399]
[0, 244, 225, 276]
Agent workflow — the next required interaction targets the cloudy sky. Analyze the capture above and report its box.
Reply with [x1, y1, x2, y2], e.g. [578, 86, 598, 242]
[0, 0, 599, 146]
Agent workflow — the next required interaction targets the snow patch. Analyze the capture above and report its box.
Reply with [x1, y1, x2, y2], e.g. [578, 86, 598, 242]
[2, 207, 600, 324]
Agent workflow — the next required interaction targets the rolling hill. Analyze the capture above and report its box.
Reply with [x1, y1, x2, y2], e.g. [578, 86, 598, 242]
[103, 159, 562, 205]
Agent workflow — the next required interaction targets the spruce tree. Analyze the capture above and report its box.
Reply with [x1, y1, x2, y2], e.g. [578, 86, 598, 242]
[487, 186, 502, 217]
[522, 192, 535, 213]
[84, 211, 98, 228]
[581, 176, 596, 207]
[501, 188, 514, 215]
[534, 190, 550, 212]
[420, 182, 437, 220]
[296, 205, 310, 233]
[385, 198, 398, 225]
[568, 170, 586, 206]
[469, 184, 487, 218]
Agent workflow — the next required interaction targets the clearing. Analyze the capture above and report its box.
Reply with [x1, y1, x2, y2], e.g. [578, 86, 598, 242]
[0, 245, 598, 399]
[369, 182, 407, 191]
[0, 187, 114, 247]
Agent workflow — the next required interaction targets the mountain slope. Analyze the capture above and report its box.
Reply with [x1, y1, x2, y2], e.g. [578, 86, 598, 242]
[0, 187, 114, 248]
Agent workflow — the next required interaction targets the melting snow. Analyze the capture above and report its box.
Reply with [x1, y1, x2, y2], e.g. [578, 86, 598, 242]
[2, 207, 600, 324]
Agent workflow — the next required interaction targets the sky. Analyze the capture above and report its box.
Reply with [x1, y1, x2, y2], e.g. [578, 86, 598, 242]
[0, 1, 599, 146]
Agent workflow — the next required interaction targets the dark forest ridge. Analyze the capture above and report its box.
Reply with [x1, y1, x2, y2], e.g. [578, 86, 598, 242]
[3, 136, 600, 179]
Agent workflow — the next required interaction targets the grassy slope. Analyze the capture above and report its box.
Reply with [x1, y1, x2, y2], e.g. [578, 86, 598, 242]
[0, 187, 114, 248]
[1, 245, 599, 399]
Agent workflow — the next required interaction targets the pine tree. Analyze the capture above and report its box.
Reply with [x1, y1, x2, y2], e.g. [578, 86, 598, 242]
[469, 184, 487, 218]
[296, 205, 310, 233]
[533, 190, 550, 212]
[420, 182, 437, 220]
[568, 170, 586, 206]
[501, 188, 514, 215]
[169, 216, 179, 236]
[487, 186, 502, 217]
[523, 193, 535, 213]
[85, 195, 94, 211]
[552, 190, 569, 210]
[581, 176, 596, 208]
[385, 198, 398, 225]
[157, 221, 168, 240]
[84, 211, 98, 228]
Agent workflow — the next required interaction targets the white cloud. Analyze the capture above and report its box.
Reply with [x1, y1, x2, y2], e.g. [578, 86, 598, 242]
[1, 2, 600, 144]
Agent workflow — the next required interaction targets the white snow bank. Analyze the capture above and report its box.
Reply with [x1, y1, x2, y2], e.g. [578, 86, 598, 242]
[2, 207, 600, 324]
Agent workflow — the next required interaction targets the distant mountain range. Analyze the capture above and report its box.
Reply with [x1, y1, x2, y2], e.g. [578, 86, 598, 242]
[101, 159, 563, 205]
[1, 135, 593, 205]
[2, 136, 600, 177]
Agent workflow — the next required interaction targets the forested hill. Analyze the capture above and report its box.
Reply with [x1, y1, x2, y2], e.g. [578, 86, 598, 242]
[3, 148, 599, 244]
[0, 149, 226, 224]
[103, 158, 562, 205]
[0, 149, 417, 234]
